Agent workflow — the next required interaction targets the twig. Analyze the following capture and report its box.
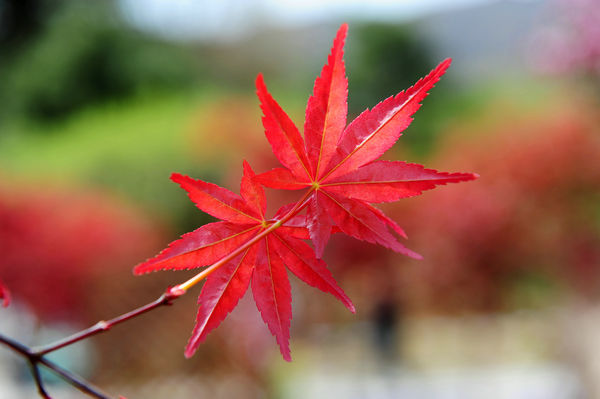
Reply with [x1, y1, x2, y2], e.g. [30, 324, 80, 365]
[33, 286, 184, 356]
[29, 361, 51, 399]
[37, 356, 111, 399]
[0, 332, 111, 398]
[0, 285, 185, 398]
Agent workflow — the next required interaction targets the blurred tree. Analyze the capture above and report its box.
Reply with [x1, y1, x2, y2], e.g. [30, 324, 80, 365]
[398, 100, 600, 313]
[347, 23, 434, 114]
[0, 181, 165, 322]
[0, 0, 198, 124]
[347, 23, 455, 157]
[0, 0, 49, 53]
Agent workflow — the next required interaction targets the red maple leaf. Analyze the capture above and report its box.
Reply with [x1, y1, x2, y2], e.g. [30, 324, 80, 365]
[135, 23, 477, 361]
[134, 161, 353, 360]
[255, 24, 477, 257]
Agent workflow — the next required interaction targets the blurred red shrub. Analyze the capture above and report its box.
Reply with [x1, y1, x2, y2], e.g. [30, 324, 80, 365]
[399, 101, 600, 312]
[0, 279, 9, 307]
[327, 100, 600, 314]
[0, 182, 164, 321]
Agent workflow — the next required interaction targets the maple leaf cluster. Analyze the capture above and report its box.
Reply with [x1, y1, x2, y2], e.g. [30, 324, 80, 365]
[134, 24, 477, 360]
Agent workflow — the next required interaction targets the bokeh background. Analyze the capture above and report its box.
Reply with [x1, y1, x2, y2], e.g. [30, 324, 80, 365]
[0, 0, 599, 398]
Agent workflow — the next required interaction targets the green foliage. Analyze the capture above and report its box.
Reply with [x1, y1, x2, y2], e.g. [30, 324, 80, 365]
[347, 23, 435, 114]
[0, 92, 217, 231]
[0, 0, 197, 123]
[347, 23, 446, 156]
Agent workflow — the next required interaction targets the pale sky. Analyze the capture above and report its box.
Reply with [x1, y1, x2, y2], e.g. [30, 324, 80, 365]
[119, 0, 503, 41]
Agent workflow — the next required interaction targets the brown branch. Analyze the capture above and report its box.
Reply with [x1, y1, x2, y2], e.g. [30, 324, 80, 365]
[37, 356, 112, 399]
[0, 285, 186, 398]
[33, 286, 184, 356]
[29, 361, 51, 399]
[0, 332, 111, 398]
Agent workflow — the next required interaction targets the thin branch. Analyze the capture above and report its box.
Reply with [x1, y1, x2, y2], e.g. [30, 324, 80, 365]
[0, 285, 185, 398]
[29, 361, 51, 399]
[0, 333, 112, 398]
[0, 332, 30, 356]
[33, 286, 185, 356]
[38, 356, 112, 399]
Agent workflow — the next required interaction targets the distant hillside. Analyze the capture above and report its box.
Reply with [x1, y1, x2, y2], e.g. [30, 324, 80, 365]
[193, 0, 549, 86]
[414, 0, 548, 82]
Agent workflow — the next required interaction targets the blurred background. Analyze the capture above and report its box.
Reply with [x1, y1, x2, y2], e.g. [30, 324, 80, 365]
[0, 0, 599, 397]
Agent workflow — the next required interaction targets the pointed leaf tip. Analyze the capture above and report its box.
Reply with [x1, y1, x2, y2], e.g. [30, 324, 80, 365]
[0, 281, 10, 308]
[255, 73, 265, 90]
[337, 23, 348, 38]
[271, 233, 354, 313]
[132, 222, 259, 274]
[252, 238, 293, 361]
[323, 57, 455, 180]
[257, 69, 312, 182]
[184, 247, 257, 358]
[304, 19, 349, 179]
[436, 58, 452, 78]
[171, 172, 261, 224]
[242, 160, 255, 178]
[241, 160, 267, 217]
[170, 172, 185, 183]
